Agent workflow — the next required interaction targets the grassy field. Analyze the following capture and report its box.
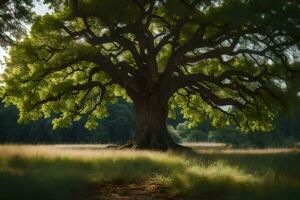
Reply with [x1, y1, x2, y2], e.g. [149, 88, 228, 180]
[0, 144, 299, 200]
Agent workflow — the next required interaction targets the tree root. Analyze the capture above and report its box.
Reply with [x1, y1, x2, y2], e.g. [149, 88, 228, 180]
[104, 141, 138, 150]
[106, 140, 195, 155]
[118, 141, 137, 150]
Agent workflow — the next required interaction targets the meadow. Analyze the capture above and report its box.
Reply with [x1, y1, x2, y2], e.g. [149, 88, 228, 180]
[0, 144, 299, 200]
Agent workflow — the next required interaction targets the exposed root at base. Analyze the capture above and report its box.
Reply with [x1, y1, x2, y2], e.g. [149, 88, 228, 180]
[106, 141, 195, 154]
[118, 140, 137, 150]
[104, 141, 137, 150]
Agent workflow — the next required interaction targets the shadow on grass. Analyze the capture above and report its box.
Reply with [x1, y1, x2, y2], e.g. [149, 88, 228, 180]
[0, 151, 299, 200]
[195, 151, 300, 178]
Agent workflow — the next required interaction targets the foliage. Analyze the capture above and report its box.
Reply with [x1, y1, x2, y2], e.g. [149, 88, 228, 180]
[0, 0, 299, 136]
[1, 98, 299, 147]
[171, 120, 212, 142]
[0, 100, 134, 144]
[0, 0, 34, 47]
[168, 108, 300, 147]
[207, 109, 300, 148]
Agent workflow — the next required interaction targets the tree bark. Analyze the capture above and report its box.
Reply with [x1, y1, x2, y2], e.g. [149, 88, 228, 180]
[130, 95, 178, 150]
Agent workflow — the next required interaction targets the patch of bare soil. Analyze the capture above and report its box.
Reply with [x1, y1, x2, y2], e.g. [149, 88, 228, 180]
[73, 180, 183, 200]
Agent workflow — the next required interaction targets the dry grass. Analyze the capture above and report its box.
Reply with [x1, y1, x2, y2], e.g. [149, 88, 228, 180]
[0, 144, 299, 200]
[0, 144, 169, 160]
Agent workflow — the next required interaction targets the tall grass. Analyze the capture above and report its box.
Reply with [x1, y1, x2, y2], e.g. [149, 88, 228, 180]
[0, 145, 299, 200]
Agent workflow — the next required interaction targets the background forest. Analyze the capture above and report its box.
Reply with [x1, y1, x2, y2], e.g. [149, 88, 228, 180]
[1, 100, 299, 148]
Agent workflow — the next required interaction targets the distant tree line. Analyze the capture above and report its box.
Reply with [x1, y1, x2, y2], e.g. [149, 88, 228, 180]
[0, 100, 299, 147]
[169, 110, 300, 148]
[0, 99, 135, 144]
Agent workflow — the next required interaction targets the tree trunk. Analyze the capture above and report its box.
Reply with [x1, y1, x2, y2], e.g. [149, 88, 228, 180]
[131, 95, 178, 150]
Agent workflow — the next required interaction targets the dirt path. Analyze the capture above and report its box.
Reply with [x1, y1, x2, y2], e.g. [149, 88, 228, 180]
[73, 180, 183, 200]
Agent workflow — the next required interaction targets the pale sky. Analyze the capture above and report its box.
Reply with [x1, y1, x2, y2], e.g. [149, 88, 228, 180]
[0, 1, 50, 73]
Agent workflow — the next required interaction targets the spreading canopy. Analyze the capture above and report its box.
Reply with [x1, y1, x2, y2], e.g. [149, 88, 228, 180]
[0, 0, 34, 47]
[1, 0, 300, 132]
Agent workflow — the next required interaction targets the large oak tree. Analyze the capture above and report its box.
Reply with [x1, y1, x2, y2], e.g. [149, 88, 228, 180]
[1, 0, 300, 150]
